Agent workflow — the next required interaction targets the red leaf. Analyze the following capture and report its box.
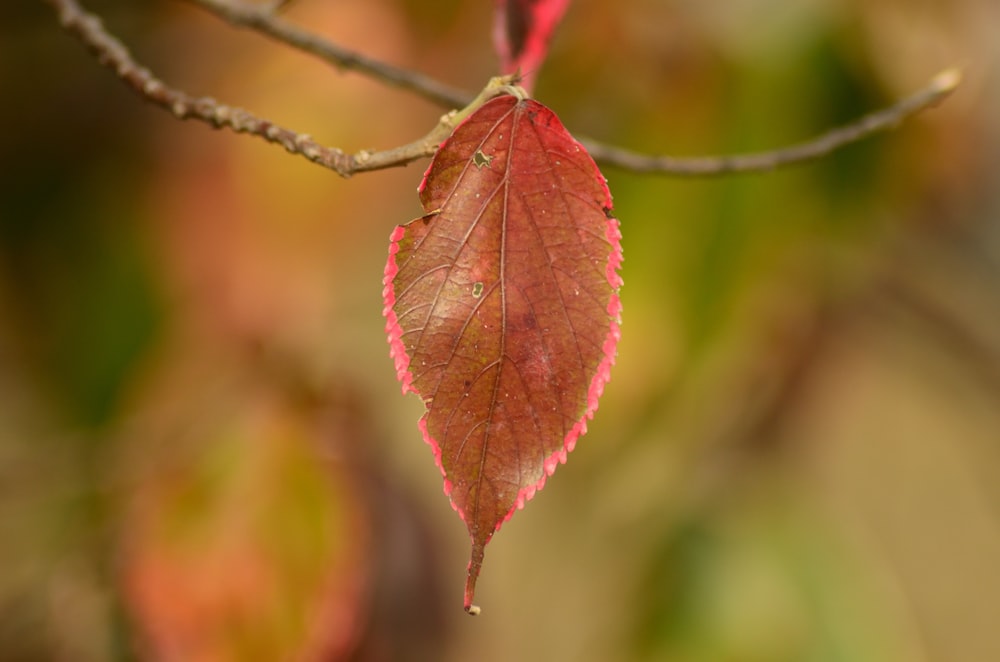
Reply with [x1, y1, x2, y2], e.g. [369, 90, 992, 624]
[493, 0, 572, 93]
[383, 94, 622, 612]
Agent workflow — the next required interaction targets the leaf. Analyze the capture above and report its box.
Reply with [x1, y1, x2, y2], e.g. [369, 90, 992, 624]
[493, 0, 572, 93]
[383, 93, 622, 612]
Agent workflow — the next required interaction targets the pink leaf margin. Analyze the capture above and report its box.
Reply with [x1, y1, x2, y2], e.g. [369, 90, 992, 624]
[382, 226, 412, 395]
[499, 219, 623, 529]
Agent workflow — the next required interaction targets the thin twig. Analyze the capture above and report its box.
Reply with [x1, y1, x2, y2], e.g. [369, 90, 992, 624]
[184, 0, 472, 109]
[581, 68, 962, 175]
[43, 0, 507, 178]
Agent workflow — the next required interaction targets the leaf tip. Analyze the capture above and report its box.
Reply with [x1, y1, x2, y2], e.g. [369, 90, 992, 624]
[463, 540, 486, 614]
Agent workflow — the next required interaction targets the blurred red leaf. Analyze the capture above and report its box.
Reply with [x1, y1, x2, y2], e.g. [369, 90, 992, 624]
[383, 93, 622, 612]
[121, 397, 370, 662]
[493, 0, 572, 93]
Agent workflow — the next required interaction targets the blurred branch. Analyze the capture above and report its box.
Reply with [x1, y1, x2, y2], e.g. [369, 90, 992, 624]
[183, 0, 472, 109]
[878, 265, 1000, 395]
[582, 68, 962, 175]
[48, 0, 960, 179]
[43, 0, 517, 178]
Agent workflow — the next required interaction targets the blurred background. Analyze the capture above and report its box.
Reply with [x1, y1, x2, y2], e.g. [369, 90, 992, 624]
[2, 0, 999, 660]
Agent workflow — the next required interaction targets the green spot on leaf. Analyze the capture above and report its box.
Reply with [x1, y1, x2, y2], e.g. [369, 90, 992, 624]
[473, 150, 494, 168]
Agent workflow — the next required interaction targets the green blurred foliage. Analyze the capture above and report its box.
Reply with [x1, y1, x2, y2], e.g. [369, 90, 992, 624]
[2, 0, 999, 660]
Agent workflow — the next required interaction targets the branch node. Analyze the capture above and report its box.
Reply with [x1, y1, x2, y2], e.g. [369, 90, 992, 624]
[142, 79, 163, 96]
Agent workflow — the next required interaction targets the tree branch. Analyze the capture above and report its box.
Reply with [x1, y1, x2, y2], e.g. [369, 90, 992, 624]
[48, 0, 960, 180]
[43, 0, 513, 178]
[581, 68, 962, 176]
[183, 0, 472, 109]
[184, 0, 961, 177]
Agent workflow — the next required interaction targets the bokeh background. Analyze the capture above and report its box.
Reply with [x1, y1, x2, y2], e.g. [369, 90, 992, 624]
[3, 0, 999, 660]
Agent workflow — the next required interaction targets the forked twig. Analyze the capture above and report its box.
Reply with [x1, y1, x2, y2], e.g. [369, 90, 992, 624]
[186, 0, 961, 176]
[46, 0, 960, 178]
[44, 0, 502, 177]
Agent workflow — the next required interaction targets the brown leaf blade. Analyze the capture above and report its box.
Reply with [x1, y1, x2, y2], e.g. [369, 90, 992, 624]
[383, 94, 622, 612]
